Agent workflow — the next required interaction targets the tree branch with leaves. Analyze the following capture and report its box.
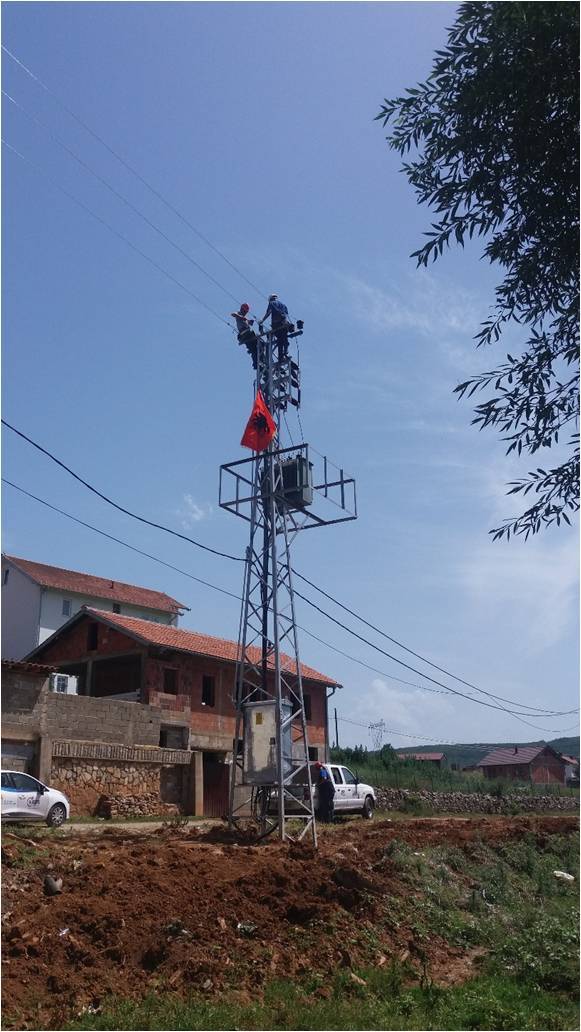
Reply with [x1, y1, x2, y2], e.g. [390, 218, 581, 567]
[377, 1, 579, 540]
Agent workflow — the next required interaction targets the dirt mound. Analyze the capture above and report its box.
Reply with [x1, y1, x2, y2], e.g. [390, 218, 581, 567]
[2, 815, 577, 1029]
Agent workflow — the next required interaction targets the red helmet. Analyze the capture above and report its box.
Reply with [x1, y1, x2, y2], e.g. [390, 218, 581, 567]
[240, 303, 250, 314]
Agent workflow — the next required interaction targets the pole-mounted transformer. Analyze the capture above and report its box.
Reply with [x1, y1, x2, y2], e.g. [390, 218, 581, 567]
[219, 313, 357, 844]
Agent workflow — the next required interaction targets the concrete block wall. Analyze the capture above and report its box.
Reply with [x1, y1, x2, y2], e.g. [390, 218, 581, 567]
[2, 671, 47, 729]
[43, 693, 160, 746]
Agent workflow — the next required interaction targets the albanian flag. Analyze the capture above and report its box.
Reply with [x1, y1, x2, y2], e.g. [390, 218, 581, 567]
[241, 390, 276, 452]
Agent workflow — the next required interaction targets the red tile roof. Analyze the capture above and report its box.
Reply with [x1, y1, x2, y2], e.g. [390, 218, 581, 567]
[561, 754, 579, 766]
[4, 555, 187, 614]
[2, 659, 56, 675]
[82, 608, 339, 686]
[478, 744, 559, 767]
[396, 752, 446, 762]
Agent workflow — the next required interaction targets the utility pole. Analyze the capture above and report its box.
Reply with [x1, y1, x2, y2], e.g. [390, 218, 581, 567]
[220, 310, 357, 844]
[334, 707, 339, 750]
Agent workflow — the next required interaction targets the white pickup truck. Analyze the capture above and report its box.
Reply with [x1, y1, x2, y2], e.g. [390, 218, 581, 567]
[314, 763, 376, 819]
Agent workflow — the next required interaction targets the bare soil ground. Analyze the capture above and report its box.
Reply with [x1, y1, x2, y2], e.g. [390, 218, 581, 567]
[2, 815, 577, 1030]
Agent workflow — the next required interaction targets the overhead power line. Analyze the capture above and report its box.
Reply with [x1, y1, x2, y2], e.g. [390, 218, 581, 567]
[292, 569, 573, 717]
[294, 590, 579, 732]
[2, 44, 267, 300]
[2, 479, 241, 603]
[2, 140, 231, 328]
[1, 419, 243, 562]
[2, 477, 446, 696]
[3, 420, 578, 729]
[3, 90, 242, 308]
[338, 715, 460, 745]
[4, 476, 579, 739]
[298, 625, 449, 696]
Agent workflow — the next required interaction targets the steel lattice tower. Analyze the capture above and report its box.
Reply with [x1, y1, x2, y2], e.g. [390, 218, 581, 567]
[219, 322, 357, 844]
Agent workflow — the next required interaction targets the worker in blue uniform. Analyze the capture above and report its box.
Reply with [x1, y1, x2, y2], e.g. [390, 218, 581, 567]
[314, 762, 335, 823]
[259, 294, 291, 363]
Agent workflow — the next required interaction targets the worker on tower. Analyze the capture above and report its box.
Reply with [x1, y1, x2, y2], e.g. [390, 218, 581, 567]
[231, 303, 258, 370]
[259, 294, 291, 363]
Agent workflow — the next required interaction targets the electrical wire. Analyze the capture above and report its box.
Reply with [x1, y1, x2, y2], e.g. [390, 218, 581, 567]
[4, 477, 579, 739]
[3, 89, 243, 308]
[294, 590, 580, 732]
[298, 625, 449, 695]
[2, 43, 268, 300]
[292, 571, 579, 717]
[2, 140, 232, 328]
[338, 715, 460, 744]
[1, 420, 243, 562]
[2, 478, 457, 701]
[282, 413, 295, 447]
[3, 52, 574, 732]
[4, 418, 578, 727]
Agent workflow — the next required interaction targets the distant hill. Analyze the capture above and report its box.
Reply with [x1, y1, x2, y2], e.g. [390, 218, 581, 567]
[394, 736, 580, 769]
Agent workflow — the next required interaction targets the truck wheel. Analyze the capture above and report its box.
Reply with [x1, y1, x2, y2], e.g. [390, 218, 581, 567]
[361, 796, 374, 820]
[46, 804, 67, 828]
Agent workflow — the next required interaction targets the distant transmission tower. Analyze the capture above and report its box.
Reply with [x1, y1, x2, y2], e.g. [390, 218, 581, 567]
[220, 314, 357, 844]
[369, 720, 386, 752]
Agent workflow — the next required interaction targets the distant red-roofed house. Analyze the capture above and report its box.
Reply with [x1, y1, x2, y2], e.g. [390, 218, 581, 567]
[396, 752, 447, 768]
[560, 754, 579, 785]
[477, 744, 566, 784]
[24, 607, 339, 815]
[1, 555, 188, 674]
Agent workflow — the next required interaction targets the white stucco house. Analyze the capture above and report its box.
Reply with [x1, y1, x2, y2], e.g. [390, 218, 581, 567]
[1, 555, 188, 692]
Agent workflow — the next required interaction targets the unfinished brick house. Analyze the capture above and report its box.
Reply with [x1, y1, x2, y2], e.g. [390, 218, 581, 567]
[25, 608, 339, 817]
[477, 744, 566, 784]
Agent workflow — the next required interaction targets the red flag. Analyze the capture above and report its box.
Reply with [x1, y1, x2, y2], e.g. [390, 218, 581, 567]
[241, 390, 277, 452]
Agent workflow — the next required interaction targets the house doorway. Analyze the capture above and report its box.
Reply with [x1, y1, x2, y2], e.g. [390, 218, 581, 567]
[203, 753, 229, 818]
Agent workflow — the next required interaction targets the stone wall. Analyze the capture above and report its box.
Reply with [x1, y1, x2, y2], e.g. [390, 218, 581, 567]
[375, 787, 579, 814]
[51, 742, 192, 816]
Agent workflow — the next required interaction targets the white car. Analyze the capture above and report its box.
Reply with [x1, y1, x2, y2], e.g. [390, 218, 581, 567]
[315, 763, 376, 819]
[1, 770, 70, 827]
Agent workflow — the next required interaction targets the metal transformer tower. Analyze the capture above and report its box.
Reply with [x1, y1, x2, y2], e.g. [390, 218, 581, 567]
[219, 322, 357, 844]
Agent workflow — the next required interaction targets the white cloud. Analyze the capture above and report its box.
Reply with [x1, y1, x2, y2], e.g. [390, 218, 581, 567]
[355, 677, 456, 743]
[337, 268, 481, 344]
[176, 493, 213, 529]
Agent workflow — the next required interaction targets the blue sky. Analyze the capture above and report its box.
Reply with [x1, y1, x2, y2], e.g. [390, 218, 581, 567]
[2, 2, 578, 749]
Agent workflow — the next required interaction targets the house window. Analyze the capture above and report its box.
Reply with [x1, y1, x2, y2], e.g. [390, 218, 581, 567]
[163, 668, 178, 694]
[3, 568, 9, 585]
[292, 693, 311, 719]
[202, 675, 215, 707]
[54, 675, 68, 694]
[112, 603, 121, 614]
[308, 747, 319, 761]
[159, 725, 188, 749]
[87, 622, 99, 650]
[62, 599, 72, 617]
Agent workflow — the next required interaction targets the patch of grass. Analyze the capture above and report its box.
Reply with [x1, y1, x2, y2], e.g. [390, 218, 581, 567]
[64, 972, 579, 1030]
[490, 912, 580, 993]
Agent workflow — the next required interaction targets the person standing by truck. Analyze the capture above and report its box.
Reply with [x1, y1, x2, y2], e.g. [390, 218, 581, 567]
[315, 762, 335, 823]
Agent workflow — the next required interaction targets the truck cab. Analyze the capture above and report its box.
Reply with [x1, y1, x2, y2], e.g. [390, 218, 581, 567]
[314, 763, 376, 819]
